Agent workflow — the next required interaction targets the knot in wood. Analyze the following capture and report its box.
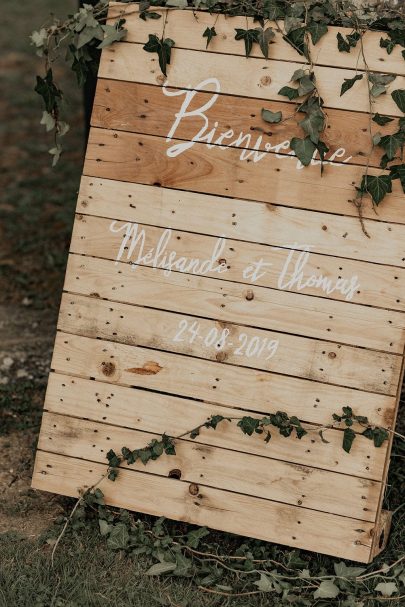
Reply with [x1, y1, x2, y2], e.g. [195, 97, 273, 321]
[101, 361, 116, 376]
[189, 483, 199, 496]
[245, 289, 254, 301]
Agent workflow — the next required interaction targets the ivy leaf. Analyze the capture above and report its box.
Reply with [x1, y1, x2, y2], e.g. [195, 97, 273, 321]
[299, 109, 325, 143]
[334, 562, 366, 578]
[362, 427, 389, 448]
[139, 10, 161, 21]
[143, 34, 175, 77]
[237, 416, 261, 436]
[343, 427, 356, 453]
[98, 23, 127, 49]
[375, 582, 398, 597]
[166, 0, 188, 6]
[107, 449, 121, 468]
[107, 523, 129, 550]
[99, 519, 111, 536]
[186, 526, 210, 548]
[261, 108, 282, 123]
[234, 28, 260, 58]
[258, 27, 275, 59]
[392, 89, 405, 113]
[285, 27, 307, 57]
[254, 573, 275, 592]
[337, 31, 360, 53]
[360, 174, 392, 205]
[278, 86, 299, 100]
[203, 26, 217, 49]
[40, 111, 55, 132]
[379, 133, 404, 160]
[35, 69, 62, 114]
[340, 74, 363, 97]
[49, 144, 62, 167]
[390, 163, 405, 193]
[373, 113, 394, 126]
[291, 68, 306, 82]
[314, 580, 340, 599]
[146, 561, 177, 576]
[297, 75, 315, 96]
[307, 23, 328, 45]
[290, 136, 316, 166]
[319, 430, 330, 444]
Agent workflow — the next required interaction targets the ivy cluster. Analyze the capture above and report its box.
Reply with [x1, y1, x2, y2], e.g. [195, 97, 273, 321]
[105, 407, 389, 482]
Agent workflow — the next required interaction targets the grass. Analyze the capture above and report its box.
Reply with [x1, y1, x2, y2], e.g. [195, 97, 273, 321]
[0, 1, 404, 605]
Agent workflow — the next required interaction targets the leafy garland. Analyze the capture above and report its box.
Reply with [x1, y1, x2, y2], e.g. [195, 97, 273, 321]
[104, 406, 390, 482]
[31, 0, 405, 214]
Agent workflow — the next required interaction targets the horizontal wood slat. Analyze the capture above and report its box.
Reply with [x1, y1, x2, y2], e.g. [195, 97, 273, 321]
[78, 177, 405, 268]
[92, 80, 397, 171]
[45, 372, 394, 457]
[84, 128, 405, 224]
[108, 5, 404, 76]
[99, 43, 405, 117]
[62, 258, 405, 354]
[32, 451, 376, 562]
[38, 411, 381, 521]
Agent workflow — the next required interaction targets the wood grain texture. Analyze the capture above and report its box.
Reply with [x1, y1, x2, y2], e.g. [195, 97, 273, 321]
[32, 451, 376, 562]
[62, 257, 405, 354]
[108, 5, 404, 75]
[78, 175, 405, 268]
[83, 128, 405, 224]
[45, 372, 394, 451]
[99, 42, 405, 116]
[92, 79, 395, 170]
[38, 411, 381, 521]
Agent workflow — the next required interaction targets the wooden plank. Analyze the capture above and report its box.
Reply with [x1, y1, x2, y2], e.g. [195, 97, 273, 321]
[32, 451, 376, 562]
[99, 42, 405, 116]
[108, 6, 404, 76]
[38, 411, 381, 521]
[62, 261, 405, 354]
[45, 372, 392, 475]
[83, 128, 405, 224]
[77, 180, 405, 313]
[92, 79, 395, 170]
[53, 321, 399, 398]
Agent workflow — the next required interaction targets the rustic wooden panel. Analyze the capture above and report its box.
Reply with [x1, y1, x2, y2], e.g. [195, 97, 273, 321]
[62, 259, 405, 354]
[99, 43, 405, 117]
[78, 177, 405, 267]
[33, 451, 378, 561]
[38, 411, 380, 521]
[92, 80, 396, 170]
[33, 6, 405, 562]
[45, 372, 394, 449]
[84, 128, 405, 224]
[108, 5, 404, 75]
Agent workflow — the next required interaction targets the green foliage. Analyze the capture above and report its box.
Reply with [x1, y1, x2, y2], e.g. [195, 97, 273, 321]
[332, 406, 389, 453]
[340, 73, 363, 97]
[336, 31, 360, 53]
[202, 26, 216, 48]
[234, 28, 260, 57]
[261, 108, 282, 123]
[143, 34, 175, 77]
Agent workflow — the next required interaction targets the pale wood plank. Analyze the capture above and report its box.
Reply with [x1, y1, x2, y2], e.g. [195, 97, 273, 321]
[78, 177, 405, 268]
[83, 128, 405, 224]
[92, 79, 395, 170]
[31, 451, 375, 562]
[99, 42, 405, 116]
[53, 324, 399, 401]
[45, 372, 391, 476]
[62, 261, 405, 354]
[38, 411, 381, 521]
[108, 5, 404, 76]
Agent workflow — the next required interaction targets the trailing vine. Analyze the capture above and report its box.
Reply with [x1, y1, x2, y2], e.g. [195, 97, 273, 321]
[105, 406, 390, 482]
[31, 0, 405, 216]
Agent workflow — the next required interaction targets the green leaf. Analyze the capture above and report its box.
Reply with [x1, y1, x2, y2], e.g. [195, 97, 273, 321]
[337, 31, 360, 53]
[40, 111, 55, 132]
[254, 573, 275, 592]
[139, 10, 161, 21]
[146, 561, 177, 576]
[98, 23, 127, 49]
[297, 75, 315, 96]
[319, 430, 330, 444]
[278, 85, 299, 100]
[35, 69, 62, 114]
[340, 74, 363, 97]
[392, 89, 405, 113]
[390, 163, 405, 193]
[258, 27, 275, 59]
[234, 28, 260, 58]
[99, 519, 111, 536]
[186, 526, 210, 548]
[343, 427, 356, 453]
[203, 26, 217, 49]
[30, 28, 47, 49]
[262, 108, 282, 123]
[237, 416, 260, 436]
[107, 449, 121, 468]
[307, 23, 328, 45]
[363, 427, 389, 448]
[206, 415, 227, 430]
[379, 133, 404, 160]
[290, 137, 316, 166]
[334, 561, 366, 578]
[143, 34, 175, 77]
[375, 582, 398, 597]
[360, 174, 392, 205]
[107, 523, 129, 550]
[166, 0, 188, 6]
[299, 108, 325, 143]
[291, 68, 306, 82]
[373, 113, 394, 126]
[49, 144, 62, 167]
[285, 27, 307, 57]
[314, 580, 340, 599]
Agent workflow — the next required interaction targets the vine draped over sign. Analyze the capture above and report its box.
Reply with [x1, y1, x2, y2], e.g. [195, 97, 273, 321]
[31, 0, 405, 214]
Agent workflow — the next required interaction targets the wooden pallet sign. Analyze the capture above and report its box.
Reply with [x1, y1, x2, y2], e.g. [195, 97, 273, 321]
[32, 3, 405, 562]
